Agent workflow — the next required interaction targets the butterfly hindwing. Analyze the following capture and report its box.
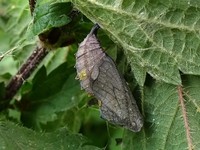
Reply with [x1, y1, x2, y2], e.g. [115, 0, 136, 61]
[91, 55, 143, 132]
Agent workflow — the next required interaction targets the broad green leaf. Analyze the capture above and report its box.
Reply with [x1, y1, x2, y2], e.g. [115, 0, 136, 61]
[30, 63, 71, 99]
[0, 0, 37, 75]
[121, 80, 200, 149]
[20, 64, 84, 129]
[0, 120, 101, 150]
[71, 0, 200, 85]
[32, 2, 72, 35]
[43, 47, 69, 73]
[0, 56, 18, 76]
[31, 66, 47, 87]
[33, 73, 82, 122]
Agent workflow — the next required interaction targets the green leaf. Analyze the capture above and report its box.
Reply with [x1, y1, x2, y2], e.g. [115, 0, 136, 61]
[0, 0, 35, 74]
[182, 75, 200, 148]
[43, 47, 68, 73]
[6, 0, 32, 40]
[33, 2, 72, 35]
[31, 66, 47, 87]
[0, 57, 18, 76]
[21, 64, 84, 129]
[30, 62, 71, 99]
[131, 63, 146, 86]
[71, 0, 200, 85]
[33, 73, 82, 123]
[121, 79, 200, 149]
[0, 120, 101, 150]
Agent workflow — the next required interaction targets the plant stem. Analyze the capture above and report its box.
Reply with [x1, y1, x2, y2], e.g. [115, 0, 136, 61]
[4, 46, 48, 100]
[29, 0, 37, 16]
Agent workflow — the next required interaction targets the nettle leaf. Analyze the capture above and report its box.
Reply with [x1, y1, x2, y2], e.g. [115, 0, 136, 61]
[71, 0, 200, 85]
[121, 80, 200, 149]
[182, 75, 200, 148]
[33, 2, 72, 35]
[0, 121, 101, 150]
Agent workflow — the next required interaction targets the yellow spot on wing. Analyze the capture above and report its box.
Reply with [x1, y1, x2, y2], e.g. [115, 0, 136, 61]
[78, 69, 87, 80]
[98, 100, 102, 107]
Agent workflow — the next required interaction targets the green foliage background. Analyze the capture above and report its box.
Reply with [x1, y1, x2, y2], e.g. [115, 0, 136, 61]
[0, 0, 200, 149]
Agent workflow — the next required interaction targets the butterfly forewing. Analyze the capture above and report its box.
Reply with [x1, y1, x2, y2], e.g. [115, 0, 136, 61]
[75, 24, 143, 132]
[76, 30, 105, 94]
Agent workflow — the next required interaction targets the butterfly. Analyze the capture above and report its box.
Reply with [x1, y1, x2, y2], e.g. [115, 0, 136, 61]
[75, 24, 143, 132]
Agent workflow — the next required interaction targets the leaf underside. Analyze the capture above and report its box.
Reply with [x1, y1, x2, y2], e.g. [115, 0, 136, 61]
[72, 0, 200, 86]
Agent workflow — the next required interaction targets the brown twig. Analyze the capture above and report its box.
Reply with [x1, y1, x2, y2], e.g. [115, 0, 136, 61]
[29, 0, 37, 16]
[177, 85, 193, 150]
[4, 46, 48, 100]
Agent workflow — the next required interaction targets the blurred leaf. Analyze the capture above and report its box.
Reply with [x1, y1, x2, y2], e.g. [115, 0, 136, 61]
[8, 108, 21, 122]
[35, 72, 82, 119]
[0, 56, 17, 76]
[31, 66, 47, 87]
[0, 82, 5, 100]
[0, 120, 101, 150]
[43, 47, 68, 73]
[6, 0, 31, 41]
[0, 0, 37, 77]
[30, 62, 71, 99]
[79, 107, 109, 148]
[21, 64, 84, 129]
[32, 2, 72, 35]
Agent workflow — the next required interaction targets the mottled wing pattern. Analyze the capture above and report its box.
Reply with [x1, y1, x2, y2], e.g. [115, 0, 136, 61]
[75, 24, 143, 132]
[75, 26, 105, 94]
[91, 55, 143, 132]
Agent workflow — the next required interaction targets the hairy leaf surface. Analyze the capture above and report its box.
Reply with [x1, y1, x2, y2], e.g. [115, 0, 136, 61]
[0, 121, 101, 150]
[72, 0, 200, 85]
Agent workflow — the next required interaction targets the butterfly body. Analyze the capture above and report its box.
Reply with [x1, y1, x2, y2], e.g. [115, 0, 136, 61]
[75, 24, 143, 132]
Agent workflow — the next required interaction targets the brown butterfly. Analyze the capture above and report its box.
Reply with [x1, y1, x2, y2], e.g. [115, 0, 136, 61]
[75, 24, 143, 132]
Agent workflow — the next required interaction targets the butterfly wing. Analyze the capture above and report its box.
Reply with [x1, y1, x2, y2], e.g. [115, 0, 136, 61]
[91, 55, 143, 132]
[76, 24, 143, 132]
